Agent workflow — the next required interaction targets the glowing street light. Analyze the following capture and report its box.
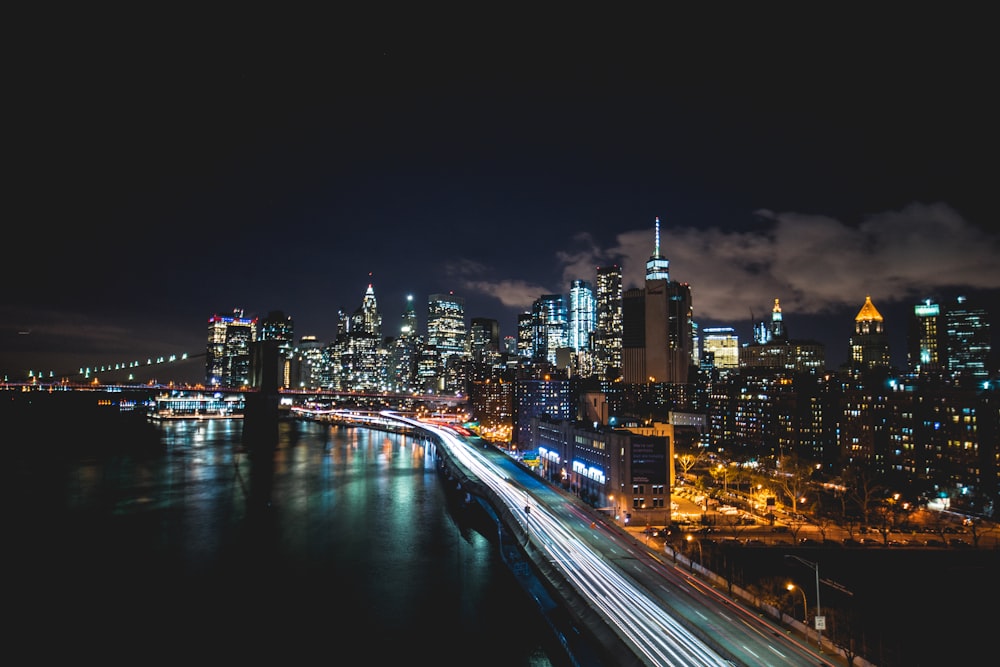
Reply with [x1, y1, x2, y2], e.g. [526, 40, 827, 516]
[785, 554, 824, 650]
[787, 582, 808, 624]
[686, 534, 703, 571]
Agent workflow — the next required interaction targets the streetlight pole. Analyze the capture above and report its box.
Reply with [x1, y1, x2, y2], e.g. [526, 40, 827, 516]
[685, 534, 703, 572]
[787, 582, 808, 624]
[785, 554, 823, 650]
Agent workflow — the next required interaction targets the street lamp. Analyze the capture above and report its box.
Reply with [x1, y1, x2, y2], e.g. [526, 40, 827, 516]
[717, 463, 729, 496]
[685, 534, 703, 571]
[785, 554, 823, 650]
[787, 582, 808, 624]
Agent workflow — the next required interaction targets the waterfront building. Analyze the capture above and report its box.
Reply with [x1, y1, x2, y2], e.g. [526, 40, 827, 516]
[387, 295, 422, 392]
[292, 335, 326, 390]
[260, 310, 295, 388]
[421, 292, 468, 393]
[347, 281, 383, 391]
[205, 308, 258, 388]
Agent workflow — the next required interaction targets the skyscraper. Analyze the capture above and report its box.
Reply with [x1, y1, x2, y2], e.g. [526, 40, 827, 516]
[702, 327, 740, 372]
[908, 298, 944, 377]
[421, 292, 467, 392]
[849, 295, 890, 373]
[594, 264, 623, 380]
[259, 310, 295, 389]
[532, 293, 568, 365]
[346, 281, 382, 390]
[622, 217, 693, 384]
[568, 279, 596, 352]
[944, 295, 991, 385]
[205, 308, 258, 388]
[387, 295, 422, 392]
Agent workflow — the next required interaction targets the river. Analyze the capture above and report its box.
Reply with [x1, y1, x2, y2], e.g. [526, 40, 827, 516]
[8, 415, 568, 665]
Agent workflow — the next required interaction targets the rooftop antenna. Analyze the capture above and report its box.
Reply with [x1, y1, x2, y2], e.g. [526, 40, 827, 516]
[654, 216, 661, 256]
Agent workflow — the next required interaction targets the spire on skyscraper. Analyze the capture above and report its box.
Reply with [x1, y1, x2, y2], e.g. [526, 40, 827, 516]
[645, 216, 670, 281]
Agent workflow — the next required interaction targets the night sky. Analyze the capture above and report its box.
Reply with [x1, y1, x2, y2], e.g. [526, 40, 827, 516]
[6, 14, 999, 383]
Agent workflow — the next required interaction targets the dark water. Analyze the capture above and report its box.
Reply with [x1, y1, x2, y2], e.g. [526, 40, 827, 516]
[9, 417, 566, 665]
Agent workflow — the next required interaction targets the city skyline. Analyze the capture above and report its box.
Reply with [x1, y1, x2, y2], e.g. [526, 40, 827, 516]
[5, 19, 999, 382]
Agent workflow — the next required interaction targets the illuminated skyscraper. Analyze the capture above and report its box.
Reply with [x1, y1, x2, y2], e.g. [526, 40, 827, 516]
[532, 294, 568, 365]
[568, 280, 596, 352]
[205, 307, 258, 388]
[517, 312, 533, 358]
[741, 299, 824, 374]
[260, 310, 295, 389]
[346, 280, 383, 390]
[850, 295, 890, 373]
[908, 298, 944, 377]
[387, 295, 421, 392]
[420, 292, 467, 392]
[622, 217, 693, 384]
[944, 295, 991, 385]
[594, 264, 623, 380]
[702, 327, 740, 371]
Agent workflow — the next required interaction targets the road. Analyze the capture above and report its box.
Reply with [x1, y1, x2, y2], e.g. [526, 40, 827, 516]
[392, 414, 841, 667]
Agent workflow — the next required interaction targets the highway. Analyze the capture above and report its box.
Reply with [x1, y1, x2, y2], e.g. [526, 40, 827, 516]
[387, 413, 837, 667]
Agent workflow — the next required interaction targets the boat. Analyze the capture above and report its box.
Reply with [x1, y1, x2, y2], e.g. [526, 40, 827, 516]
[148, 392, 245, 420]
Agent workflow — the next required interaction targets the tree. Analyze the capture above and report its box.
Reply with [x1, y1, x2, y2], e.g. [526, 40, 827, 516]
[674, 449, 706, 483]
[843, 465, 884, 528]
[773, 452, 814, 514]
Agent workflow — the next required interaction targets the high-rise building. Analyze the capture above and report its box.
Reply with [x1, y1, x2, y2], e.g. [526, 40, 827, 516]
[469, 317, 501, 382]
[621, 217, 693, 384]
[532, 294, 568, 365]
[568, 280, 596, 352]
[517, 312, 533, 359]
[469, 317, 500, 361]
[944, 295, 991, 385]
[205, 308, 258, 388]
[702, 327, 740, 371]
[387, 295, 422, 392]
[908, 298, 944, 377]
[849, 295, 890, 374]
[346, 281, 383, 391]
[421, 292, 467, 392]
[259, 310, 295, 389]
[741, 298, 824, 374]
[594, 264, 623, 380]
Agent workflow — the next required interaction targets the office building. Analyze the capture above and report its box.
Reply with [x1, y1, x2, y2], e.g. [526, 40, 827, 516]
[945, 295, 991, 386]
[849, 295, 890, 374]
[205, 308, 258, 388]
[621, 217, 693, 384]
[594, 264, 623, 380]
[703, 327, 739, 372]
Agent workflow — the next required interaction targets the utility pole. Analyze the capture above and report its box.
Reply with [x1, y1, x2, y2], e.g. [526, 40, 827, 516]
[785, 554, 824, 650]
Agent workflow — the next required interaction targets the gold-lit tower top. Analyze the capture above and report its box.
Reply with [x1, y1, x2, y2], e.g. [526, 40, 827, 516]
[855, 295, 884, 322]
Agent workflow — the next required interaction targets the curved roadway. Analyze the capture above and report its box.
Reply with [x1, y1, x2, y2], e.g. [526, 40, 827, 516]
[386, 413, 838, 667]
